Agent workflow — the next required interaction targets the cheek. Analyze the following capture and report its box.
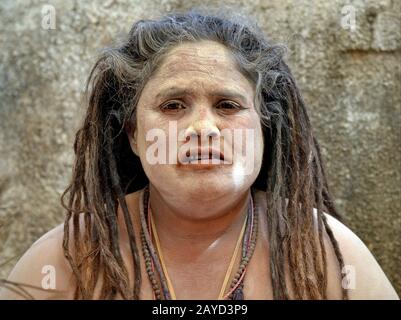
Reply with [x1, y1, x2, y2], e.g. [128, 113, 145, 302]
[227, 113, 263, 151]
[134, 109, 176, 182]
[226, 113, 264, 182]
[246, 114, 264, 159]
[136, 110, 165, 152]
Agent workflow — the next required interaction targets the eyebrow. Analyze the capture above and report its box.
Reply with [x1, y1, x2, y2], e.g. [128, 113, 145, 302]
[155, 86, 249, 104]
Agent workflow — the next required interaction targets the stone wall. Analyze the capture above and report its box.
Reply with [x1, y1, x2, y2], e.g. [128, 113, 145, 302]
[0, 0, 400, 296]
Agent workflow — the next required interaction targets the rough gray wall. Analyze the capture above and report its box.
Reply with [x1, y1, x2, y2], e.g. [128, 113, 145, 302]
[0, 0, 400, 296]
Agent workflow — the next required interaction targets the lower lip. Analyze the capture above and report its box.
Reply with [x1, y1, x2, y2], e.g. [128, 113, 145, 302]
[178, 159, 231, 170]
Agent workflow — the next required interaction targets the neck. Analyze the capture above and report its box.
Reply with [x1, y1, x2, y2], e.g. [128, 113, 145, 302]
[147, 183, 251, 257]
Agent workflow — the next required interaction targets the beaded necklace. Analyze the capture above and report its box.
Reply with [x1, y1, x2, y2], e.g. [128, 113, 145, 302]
[139, 185, 258, 300]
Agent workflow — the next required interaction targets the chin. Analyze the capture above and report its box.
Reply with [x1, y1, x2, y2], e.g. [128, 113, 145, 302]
[147, 165, 257, 198]
[181, 177, 251, 199]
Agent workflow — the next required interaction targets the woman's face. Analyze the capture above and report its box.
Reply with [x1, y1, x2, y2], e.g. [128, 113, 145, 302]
[129, 40, 264, 201]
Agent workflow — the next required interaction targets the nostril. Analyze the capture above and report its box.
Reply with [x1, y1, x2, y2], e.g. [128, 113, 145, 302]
[185, 128, 198, 140]
[186, 134, 197, 142]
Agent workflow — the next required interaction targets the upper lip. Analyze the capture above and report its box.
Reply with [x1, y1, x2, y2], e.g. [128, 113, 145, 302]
[178, 147, 226, 164]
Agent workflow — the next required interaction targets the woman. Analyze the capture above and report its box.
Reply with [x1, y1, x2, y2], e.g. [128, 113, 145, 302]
[1, 8, 398, 300]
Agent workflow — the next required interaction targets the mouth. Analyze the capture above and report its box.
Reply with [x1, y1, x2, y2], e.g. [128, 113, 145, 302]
[179, 148, 230, 165]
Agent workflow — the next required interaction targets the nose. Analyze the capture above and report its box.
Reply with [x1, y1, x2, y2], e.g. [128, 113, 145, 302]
[184, 102, 220, 142]
[184, 118, 220, 143]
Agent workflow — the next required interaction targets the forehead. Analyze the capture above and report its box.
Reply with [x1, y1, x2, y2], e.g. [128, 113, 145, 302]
[147, 40, 254, 94]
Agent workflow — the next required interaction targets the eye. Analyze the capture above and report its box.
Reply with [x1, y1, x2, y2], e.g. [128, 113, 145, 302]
[216, 101, 247, 114]
[159, 101, 186, 114]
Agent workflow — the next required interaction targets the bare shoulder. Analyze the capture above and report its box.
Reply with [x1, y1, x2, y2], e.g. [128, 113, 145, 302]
[252, 190, 398, 300]
[0, 222, 76, 300]
[321, 212, 399, 300]
[0, 191, 142, 301]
